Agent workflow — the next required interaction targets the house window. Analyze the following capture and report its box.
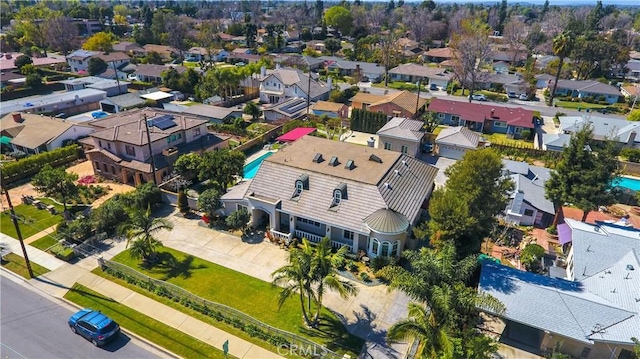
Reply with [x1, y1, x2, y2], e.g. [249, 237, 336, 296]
[438, 113, 445, 119]
[515, 127, 523, 134]
[371, 238, 379, 254]
[343, 230, 354, 240]
[193, 127, 201, 136]
[384, 142, 392, 150]
[333, 189, 342, 205]
[98, 140, 102, 148]
[94, 161, 100, 169]
[107, 143, 111, 150]
[294, 180, 304, 196]
[391, 241, 399, 257]
[110, 166, 116, 174]
[177, 133, 181, 140]
[401, 145, 408, 154]
[524, 209, 534, 216]
[451, 115, 460, 125]
[125, 145, 136, 156]
[381, 242, 390, 257]
[494, 121, 507, 128]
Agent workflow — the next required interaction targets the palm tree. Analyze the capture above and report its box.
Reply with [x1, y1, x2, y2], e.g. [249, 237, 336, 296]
[548, 31, 573, 106]
[311, 238, 358, 326]
[118, 206, 173, 263]
[271, 239, 316, 327]
[387, 302, 454, 359]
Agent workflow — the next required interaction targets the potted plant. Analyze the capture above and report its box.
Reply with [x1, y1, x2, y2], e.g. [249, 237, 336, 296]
[546, 225, 558, 239]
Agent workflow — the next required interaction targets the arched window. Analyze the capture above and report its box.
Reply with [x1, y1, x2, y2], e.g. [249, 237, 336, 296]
[381, 242, 390, 257]
[295, 180, 303, 195]
[391, 241, 399, 257]
[333, 189, 342, 205]
[371, 238, 379, 254]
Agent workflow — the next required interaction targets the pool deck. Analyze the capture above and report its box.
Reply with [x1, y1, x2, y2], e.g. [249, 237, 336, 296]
[244, 149, 275, 164]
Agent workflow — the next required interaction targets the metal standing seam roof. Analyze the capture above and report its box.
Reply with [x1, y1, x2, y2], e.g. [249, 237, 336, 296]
[376, 117, 424, 142]
[363, 208, 410, 234]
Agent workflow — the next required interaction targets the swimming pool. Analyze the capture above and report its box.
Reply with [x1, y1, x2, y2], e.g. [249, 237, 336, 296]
[614, 176, 640, 191]
[243, 151, 275, 179]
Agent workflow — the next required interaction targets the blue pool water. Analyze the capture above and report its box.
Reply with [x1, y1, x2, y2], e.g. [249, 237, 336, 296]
[243, 152, 275, 179]
[614, 176, 640, 191]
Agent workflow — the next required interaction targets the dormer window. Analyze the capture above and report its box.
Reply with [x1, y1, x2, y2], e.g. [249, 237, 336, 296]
[330, 183, 347, 209]
[292, 174, 309, 200]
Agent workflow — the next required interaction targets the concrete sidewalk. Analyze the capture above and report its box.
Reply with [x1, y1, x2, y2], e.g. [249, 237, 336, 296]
[1, 234, 283, 359]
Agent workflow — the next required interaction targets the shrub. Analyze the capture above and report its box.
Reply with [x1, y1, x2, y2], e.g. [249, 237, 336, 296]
[370, 256, 396, 271]
[520, 129, 531, 140]
[226, 208, 250, 230]
[50, 244, 77, 261]
[348, 262, 359, 273]
[621, 148, 640, 163]
[546, 225, 557, 235]
[359, 272, 370, 282]
[521, 243, 545, 273]
[177, 189, 190, 214]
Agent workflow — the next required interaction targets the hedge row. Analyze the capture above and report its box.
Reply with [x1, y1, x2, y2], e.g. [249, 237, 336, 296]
[1, 145, 82, 185]
[350, 108, 388, 134]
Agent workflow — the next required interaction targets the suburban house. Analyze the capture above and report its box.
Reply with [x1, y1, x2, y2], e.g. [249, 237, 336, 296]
[263, 97, 311, 121]
[535, 74, 555, 89]
[133, 64, 187, 84]
[179, 104, 243, 123]
[0, 52, 66, 71]
[550, 79, 622, 104]
[541, 133, 572, 152]
[502, 159, 555, 227]
[350, 91, 428, 119]
[558, 115, 640, 147]
[242, 135, 439, 258]
[66, 50, 130, 73]
[99, 87, 161, 113]
[60, 77, 129, 97]
[0, 88, 107, 117]
[434, 126, 481, 160]
[624, 60, 640, 81]
[258, 67, 331, 104]
[141, 44, 175, 60]
[376, 117, 426, 157]
[479, 219, 640, 359]
[388, 63, 453, 88]
[311, 101, 348, 119]
[112, 41, 144, 54]
[319, 56, 385, 83]
[621, 84, 639, 99]
[0, 71, 26, 89]
[428, 98, 535, 137]
[185, 47, 210, 62]
[0, 112, 94, 154]
[422, 47, 454, 63]
[492, 61, 510, 74]
[83, 108, 228, 186]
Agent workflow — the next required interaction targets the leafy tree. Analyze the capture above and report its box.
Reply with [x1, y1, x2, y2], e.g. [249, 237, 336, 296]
[451, 17, 493, 102]
[177, 189, 190, 215]
[324, 38, 342, 56]
[324, 6, 353, 35]
[88, 57, 108, 76]
[143, 51, 164, 65]
[25, 73, 42, 88]
[243, 102, 262, 121]
[119, 205, 173, 263]
[329, 86, 359, 104]
[521, 243, 545, 273]
[197, 188, 222, 220]
[174, 153, 201, 180]
[32, 164, 78, 212]
[632, 337, 640, 357]
[548, 31, 573, 106]
[90, 196, 127, 235]
[82, 32, 115, 52]
[14, 54, 32, 71]
[428, 148, 512, 257]
[225, 207, 250, 230]
[629, 110, 640, 122]
[121, 183, 163, 210]
[545, 125, 619, 222]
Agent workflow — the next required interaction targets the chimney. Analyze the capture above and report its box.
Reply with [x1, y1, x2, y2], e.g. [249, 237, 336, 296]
[326, 76, 332, 90]
[12, 113, 23, 123]
[628, 131, 637, 146]
[260, 66, 266, 77]
[367, 136, 375, 147]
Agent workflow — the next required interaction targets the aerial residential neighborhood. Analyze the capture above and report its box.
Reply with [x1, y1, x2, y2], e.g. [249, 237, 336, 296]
[1, 1, 640, 359]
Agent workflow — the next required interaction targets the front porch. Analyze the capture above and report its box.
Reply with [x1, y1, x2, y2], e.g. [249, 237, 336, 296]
[268, 227, 354, 253]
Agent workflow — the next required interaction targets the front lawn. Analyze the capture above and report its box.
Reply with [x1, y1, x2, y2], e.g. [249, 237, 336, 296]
[0, 204, 63, 239]
[64, 284, 229, 359]
[1, 253, 50, 278]
[109, 247, 363, 355]
[483, 133, 534, 148]
[372, 81, 427, 92]
[555, 101, 608, 110]
[30, 235, 59, 251]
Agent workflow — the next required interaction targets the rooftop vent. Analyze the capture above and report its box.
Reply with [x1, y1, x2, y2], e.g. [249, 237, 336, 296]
[328, 156, 339, 167]
[344, 159, 355, 170]
[395, 169, 401, 176]
[384, 182, 392, 190]
[313, 153, 324, 163]
[401, 159, 409, 167]
[627, 264, 635, 271]
[369, 154, 383, 163]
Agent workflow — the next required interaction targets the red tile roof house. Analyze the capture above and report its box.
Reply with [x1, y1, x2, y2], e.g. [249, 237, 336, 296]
[428, 98, 534, 139]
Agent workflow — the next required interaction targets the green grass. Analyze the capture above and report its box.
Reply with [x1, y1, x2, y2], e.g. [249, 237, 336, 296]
[30, 235, 60, 251]
[1, 252, 50, 278]
[64, 284, 230, 359]
[555, 101, 608, 109]
[0, 204, 63, 239]
[372, 81, 427, 92]
[483, 133, 534, 148]
[109, 247, 363, 356]
[430, 125, 446, 136]
[182, 61, 199, 68]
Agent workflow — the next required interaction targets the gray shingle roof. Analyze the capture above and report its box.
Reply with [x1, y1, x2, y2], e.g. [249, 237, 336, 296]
[556, 79, 621, 97]
[435, 126, 480, 149]
[542, 133, 571, 148]
[510, 174, 555, 215]
[246, 136, 437, 233]
[101, 87, 160, 109]
[376, 117, 424, 142]
[559, 115, 640, 143]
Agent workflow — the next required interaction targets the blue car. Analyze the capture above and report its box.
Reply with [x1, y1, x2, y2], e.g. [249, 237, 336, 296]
[68, 309, 120, 347]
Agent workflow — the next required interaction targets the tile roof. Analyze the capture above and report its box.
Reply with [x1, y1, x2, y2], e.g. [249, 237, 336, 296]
[376, 117, 424, 142]
[94, 51, 130, 62]
[312, 101, 346, 112]
[388, 63, 448, 78]
[371, 91, 428, 116]
[555, 79, 622, 97]
[424, 47, 454, 59]
[349, 92, 387, 104]
[435, 126, 480, 149]
[542, 133, 571, 148]
[428, 98, 534, 129]
[246, 136, 437, 232]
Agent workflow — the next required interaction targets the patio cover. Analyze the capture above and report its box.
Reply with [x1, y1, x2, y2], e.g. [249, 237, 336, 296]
[276, 127, 316, 142]
[558, 223, 572, 245]
[140, 91, 174, 101]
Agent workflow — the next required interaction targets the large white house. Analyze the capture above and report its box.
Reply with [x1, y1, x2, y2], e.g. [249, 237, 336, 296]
[258, 67, 331, 104]
[241, 136, 438, 258]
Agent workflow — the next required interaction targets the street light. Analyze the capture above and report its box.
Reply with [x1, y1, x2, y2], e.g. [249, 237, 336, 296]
[1, 184, 34, 278]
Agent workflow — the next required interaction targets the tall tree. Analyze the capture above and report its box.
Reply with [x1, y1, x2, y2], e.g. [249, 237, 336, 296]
[82, 31, 115, 52]
[427, 148, 512, 258]
[323, 5, 353, 36]
[548, 31, 573, 106]
[545, 125, 619, 222]
[450, 17, 493, 102]
[503, 17, 529, 66]
[43, 16, 78, 55]
[165, 14, 189, 61]
[377, 30, 400, 87]
[32, 164, 78, 212]
[118, 206, 173, 263]
[197, 188, 222, 220]
[87, 57, 108, 76]
[243, 102, 262, 121]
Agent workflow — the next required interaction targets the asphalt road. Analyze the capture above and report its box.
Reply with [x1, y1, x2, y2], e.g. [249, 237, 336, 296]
[1, 275, 160, 359]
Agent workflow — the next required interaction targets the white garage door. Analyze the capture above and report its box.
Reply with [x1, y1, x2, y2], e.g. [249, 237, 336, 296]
[437, 145, 466, 160]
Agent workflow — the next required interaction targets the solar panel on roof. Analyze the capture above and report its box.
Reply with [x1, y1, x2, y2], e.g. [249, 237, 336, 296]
[152, 115, 177, 130]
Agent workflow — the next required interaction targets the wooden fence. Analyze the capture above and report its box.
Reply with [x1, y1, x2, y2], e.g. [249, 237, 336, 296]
[234, 124, 284, 154]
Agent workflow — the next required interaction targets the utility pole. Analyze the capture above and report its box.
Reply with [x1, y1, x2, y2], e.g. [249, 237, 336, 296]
[307, 70, 312, 116]
[414, 79, 421, 119]
[143, 114, 158, 185]
[2, 184, 34, 278]
[112, 61, 123, 95]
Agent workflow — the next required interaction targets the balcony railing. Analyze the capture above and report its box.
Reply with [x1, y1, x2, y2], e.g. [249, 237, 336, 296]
[270, 229, 292, 244]
[331, 240, 352, 252]
[294, 230, 323, 244]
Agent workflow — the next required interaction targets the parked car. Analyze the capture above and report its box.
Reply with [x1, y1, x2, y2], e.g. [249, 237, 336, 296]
[430, 84, 439, 91]
[68, 309, 120, 347]
[470, 93, 487, 101]
[127, 73, 139, 81]
[519, 93, 528, 101]
[170, 90, 185, 101]
[508, 91, 517, 98]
